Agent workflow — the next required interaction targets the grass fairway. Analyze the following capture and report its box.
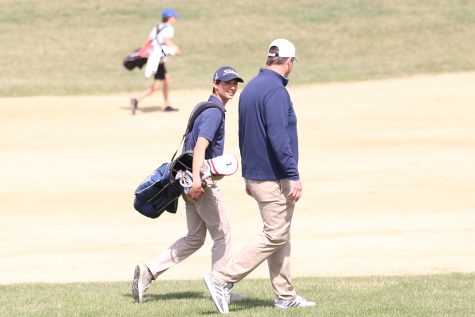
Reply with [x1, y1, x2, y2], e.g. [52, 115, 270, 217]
[1, 0, 475, 96]
[1, 274, 474, 317]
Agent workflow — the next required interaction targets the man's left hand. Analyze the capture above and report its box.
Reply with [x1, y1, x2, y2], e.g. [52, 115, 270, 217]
[287, 179, 302, 202]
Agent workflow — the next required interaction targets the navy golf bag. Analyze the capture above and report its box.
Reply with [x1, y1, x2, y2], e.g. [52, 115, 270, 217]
[133, 151, 193, 219]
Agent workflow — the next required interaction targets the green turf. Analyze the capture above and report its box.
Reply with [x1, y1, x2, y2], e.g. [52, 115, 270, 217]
[1, 0, 475, 96]
[1, 274, 474, 316]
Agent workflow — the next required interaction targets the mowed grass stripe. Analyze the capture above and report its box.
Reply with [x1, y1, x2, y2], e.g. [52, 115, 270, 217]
[1, 0, 475, 96]
[1, 274, 474, 317]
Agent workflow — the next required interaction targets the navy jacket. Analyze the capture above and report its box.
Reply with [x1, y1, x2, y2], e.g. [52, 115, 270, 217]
[238, 68, 299, 181]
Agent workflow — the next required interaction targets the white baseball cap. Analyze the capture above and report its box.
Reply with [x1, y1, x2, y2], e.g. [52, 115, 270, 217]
[267, 38, 298, 61]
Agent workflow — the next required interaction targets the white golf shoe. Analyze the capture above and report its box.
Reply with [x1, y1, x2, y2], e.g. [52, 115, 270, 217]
[274, 295, 316, 309]
[132, 264, 153, 303]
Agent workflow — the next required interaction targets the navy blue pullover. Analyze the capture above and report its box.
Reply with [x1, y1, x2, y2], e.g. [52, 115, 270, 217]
[238, 68, 299, 181]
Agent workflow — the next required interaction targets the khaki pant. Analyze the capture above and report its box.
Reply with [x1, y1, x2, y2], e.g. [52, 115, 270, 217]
[215, 179, 297, 299]
[146, 180, 232, 277]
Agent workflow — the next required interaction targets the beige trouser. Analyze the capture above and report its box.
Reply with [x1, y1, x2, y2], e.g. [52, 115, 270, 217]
[145, 180, 232, 277]
[215, 179, 297, 299]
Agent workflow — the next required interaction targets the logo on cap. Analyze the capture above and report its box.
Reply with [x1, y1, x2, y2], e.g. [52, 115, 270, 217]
[223, 69, 239, 76]
[213, 66, 244, 82]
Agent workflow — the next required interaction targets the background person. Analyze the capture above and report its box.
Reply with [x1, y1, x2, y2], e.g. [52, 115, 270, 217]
[132, 66, 245, 305]
[203, 39, 316, 314]
[130, 8, 181, 114]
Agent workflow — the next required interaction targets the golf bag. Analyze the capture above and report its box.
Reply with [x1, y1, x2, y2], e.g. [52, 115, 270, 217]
[123, 50, 147, 71]
[133, 102, 224, 219]
[133, 151, 193, 218]
[123, 24, 167, 71]
[123, 40, 152, 71]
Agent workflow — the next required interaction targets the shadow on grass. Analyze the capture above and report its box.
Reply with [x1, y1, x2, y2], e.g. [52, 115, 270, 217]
[122, 291, 203, 302]
[147, 291, 203, 301]
[230, 297, 272, 312]
[123, 291, 271, 313]
[200, 297, 272, 315]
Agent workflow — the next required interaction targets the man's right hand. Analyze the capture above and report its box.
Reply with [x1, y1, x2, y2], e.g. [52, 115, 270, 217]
[188, 180, 204, 201]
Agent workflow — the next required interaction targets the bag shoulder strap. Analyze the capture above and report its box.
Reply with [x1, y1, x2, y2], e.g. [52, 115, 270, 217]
[155, 24, 169, 41]
[186, 101, 224, 133]
[170, 102, 224, 161]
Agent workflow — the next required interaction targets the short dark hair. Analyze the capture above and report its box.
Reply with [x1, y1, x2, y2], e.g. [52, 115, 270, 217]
[266, 46, 290, 66]
[212, 80, 221, 94]
[162, 16, 172, 23]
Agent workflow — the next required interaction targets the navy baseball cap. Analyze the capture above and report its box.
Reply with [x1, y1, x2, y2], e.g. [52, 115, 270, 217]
[213, 66, 244, 82]
[162, 8, 179, 18]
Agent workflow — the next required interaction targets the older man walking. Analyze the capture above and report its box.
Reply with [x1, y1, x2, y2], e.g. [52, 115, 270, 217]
[203, 39, 316, 314]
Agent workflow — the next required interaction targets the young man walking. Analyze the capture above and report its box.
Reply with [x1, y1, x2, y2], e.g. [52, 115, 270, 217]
[130, 8, 181, 114]
[203, 39, 316, 314]
[132, 66, 245, 304]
